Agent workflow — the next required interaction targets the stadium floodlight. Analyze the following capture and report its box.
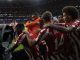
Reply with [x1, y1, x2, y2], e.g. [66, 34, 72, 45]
[8, 0, 12, 2]
[28, 0, 42, 2]
[35, 0, 41, 2]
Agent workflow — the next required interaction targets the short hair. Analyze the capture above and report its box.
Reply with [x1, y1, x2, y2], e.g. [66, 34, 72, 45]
[41, 11, 53, 22]
[62, 6, 79, 19]
[15, 23, 24, 31]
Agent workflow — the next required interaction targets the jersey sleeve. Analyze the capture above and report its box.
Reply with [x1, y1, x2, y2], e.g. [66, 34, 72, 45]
[34, 28, 47, 45]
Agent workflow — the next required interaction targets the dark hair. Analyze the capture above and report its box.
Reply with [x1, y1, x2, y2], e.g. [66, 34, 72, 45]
[41, 11, 52, 22]
[15, 23, 24, 31]
[15, 24, 24, 35]
[62, 6, 79, 19]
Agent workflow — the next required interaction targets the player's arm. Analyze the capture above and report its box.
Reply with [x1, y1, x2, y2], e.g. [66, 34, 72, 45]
[48, 24, 76, 33]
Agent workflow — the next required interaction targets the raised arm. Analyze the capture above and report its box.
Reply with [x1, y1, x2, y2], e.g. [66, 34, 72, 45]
[48, 24, 76, 33]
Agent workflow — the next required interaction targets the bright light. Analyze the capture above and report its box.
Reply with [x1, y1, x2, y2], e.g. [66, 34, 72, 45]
[35, 0, 41, 2]
[8, 0, 12, 2]
[29, 0, 42, 2]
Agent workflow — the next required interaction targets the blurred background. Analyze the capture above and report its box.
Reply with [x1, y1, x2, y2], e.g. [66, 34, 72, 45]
[0, 0, 80, 24]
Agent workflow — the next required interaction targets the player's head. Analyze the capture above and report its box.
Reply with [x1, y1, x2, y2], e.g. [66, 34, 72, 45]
[41, 11, 53, 23]
[62, 6, 79, 22]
